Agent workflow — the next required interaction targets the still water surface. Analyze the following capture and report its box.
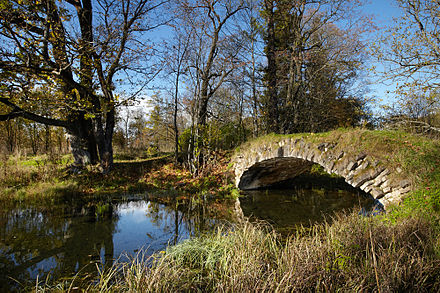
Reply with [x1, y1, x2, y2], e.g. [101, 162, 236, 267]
[240, 188, 375, 235]
[0, 198, 225, 291]
[0, 188, 374, 290]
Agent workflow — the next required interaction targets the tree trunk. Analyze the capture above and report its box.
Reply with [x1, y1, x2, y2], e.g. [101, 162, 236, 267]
[251, 35, 259, 138]
[44, 125, 50, 153]
[66, 114, 99, 167]
[264, 0, 280, 134]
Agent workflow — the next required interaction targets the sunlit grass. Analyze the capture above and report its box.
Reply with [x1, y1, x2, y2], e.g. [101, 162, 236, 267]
[37, 215, 440, 292]
[0, 152, 171, 204]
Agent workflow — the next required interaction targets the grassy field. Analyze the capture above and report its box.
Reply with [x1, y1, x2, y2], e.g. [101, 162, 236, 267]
[3, 128, 440, 291]
[0, 151, 237, 208]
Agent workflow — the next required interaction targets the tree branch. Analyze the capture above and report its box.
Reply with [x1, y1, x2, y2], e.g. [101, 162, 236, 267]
[0, 97, 70, 129]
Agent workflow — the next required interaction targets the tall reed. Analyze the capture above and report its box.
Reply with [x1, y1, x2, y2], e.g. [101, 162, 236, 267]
[38, 212, 440, 292]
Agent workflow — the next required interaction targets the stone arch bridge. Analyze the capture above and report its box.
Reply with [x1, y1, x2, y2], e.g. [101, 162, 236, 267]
[233, 134, 412, 209]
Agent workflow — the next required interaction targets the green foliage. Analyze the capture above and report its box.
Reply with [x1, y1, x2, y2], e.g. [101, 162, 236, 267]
[178, 127, 192, 154]
[180, 122, 249, 158]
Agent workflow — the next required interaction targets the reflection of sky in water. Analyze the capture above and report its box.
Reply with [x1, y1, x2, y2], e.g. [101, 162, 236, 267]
[30, 256, 58, 279]
[113, 201, 189, 257]
[0, 189, 366, 290]
[0, 200, 195, 291]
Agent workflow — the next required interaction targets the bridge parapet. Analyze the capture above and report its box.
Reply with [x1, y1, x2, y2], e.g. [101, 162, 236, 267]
[233, 136, 412, 209]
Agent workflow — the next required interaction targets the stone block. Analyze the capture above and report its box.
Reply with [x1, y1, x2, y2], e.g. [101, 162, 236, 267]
[383, 190, 404, 207]
[346, 170, 355, 181]
[365, 184, 374, 193]
[370, 187, 385, 199]
[382, 179, 390, 188]
[356, 153, 367, 161]
[351, 167, 384, 188]
[277, 147, 284, 157]
[328, 161, 335, 171]
[399, 180, 411, 188]
[356, 160, 369, 171]
[373, 169, 390, 187]
[317, 143, 327, 151]
[399, 186, 412, 194]
[360, 180, 374, 191]
[334, 162, 348, 177]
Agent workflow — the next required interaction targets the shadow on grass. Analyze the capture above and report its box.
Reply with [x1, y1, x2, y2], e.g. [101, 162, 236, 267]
[113, 155, 172, 175]
[66, 155, 174, 197]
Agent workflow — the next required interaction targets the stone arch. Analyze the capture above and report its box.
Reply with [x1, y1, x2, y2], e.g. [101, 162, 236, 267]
[233, 137, 412, 209]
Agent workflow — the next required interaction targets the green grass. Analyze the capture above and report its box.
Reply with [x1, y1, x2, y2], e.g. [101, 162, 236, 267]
[36, 215, 440, 292]
[0, 154, 76, 205]
[0, 152, 173, 206]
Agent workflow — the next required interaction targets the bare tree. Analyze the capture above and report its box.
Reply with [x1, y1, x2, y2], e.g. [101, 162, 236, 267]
[176, 0, 245, 172]
[375, 0, 440, 91]
[373, 0, 440, 132]
[0, 0, 167, 171]
[164, 26, 193, 164]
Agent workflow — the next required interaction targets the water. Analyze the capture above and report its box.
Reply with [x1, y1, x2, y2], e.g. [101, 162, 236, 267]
[0, 197, 231, 291]
[239, 188, 376, 235]
[0, 188, 375, 290]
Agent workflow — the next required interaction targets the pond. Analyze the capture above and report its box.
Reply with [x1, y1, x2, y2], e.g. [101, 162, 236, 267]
[240, 188, 376, 235]
[0, 196, 235, 291]
[0, 187, 376, 291]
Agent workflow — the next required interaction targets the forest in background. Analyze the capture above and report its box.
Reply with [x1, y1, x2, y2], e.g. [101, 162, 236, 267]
[1, 0, 440, 174]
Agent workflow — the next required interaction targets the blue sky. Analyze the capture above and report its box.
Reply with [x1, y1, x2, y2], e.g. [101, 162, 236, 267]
[365, 0, 402, 25]
[363, 0, 403, 112]
[135, 0, 407, 116]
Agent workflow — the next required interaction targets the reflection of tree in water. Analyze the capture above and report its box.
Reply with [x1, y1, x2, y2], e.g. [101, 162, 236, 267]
[0, 204, 117, 291]
[145, 196, 225, 245]
[240, 188, 373, 229]
[0, 196, 237, 291]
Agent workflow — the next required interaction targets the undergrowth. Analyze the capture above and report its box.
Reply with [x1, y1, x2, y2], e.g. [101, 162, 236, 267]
[36, 214, 440, 292]
[142, 152, 239, 199]
[0, 154, 78, 205]
[0, 153, 171, 204]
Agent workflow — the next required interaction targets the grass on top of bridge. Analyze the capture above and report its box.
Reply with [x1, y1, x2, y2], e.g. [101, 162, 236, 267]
[237, 128, 438, 172]
[235, 128, 440, 223]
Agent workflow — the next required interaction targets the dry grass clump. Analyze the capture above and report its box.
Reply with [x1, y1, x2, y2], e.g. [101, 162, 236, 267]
[0, 155, 60, 187]
[44, 213, 439, 292]
[276, 214, 439, 292]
